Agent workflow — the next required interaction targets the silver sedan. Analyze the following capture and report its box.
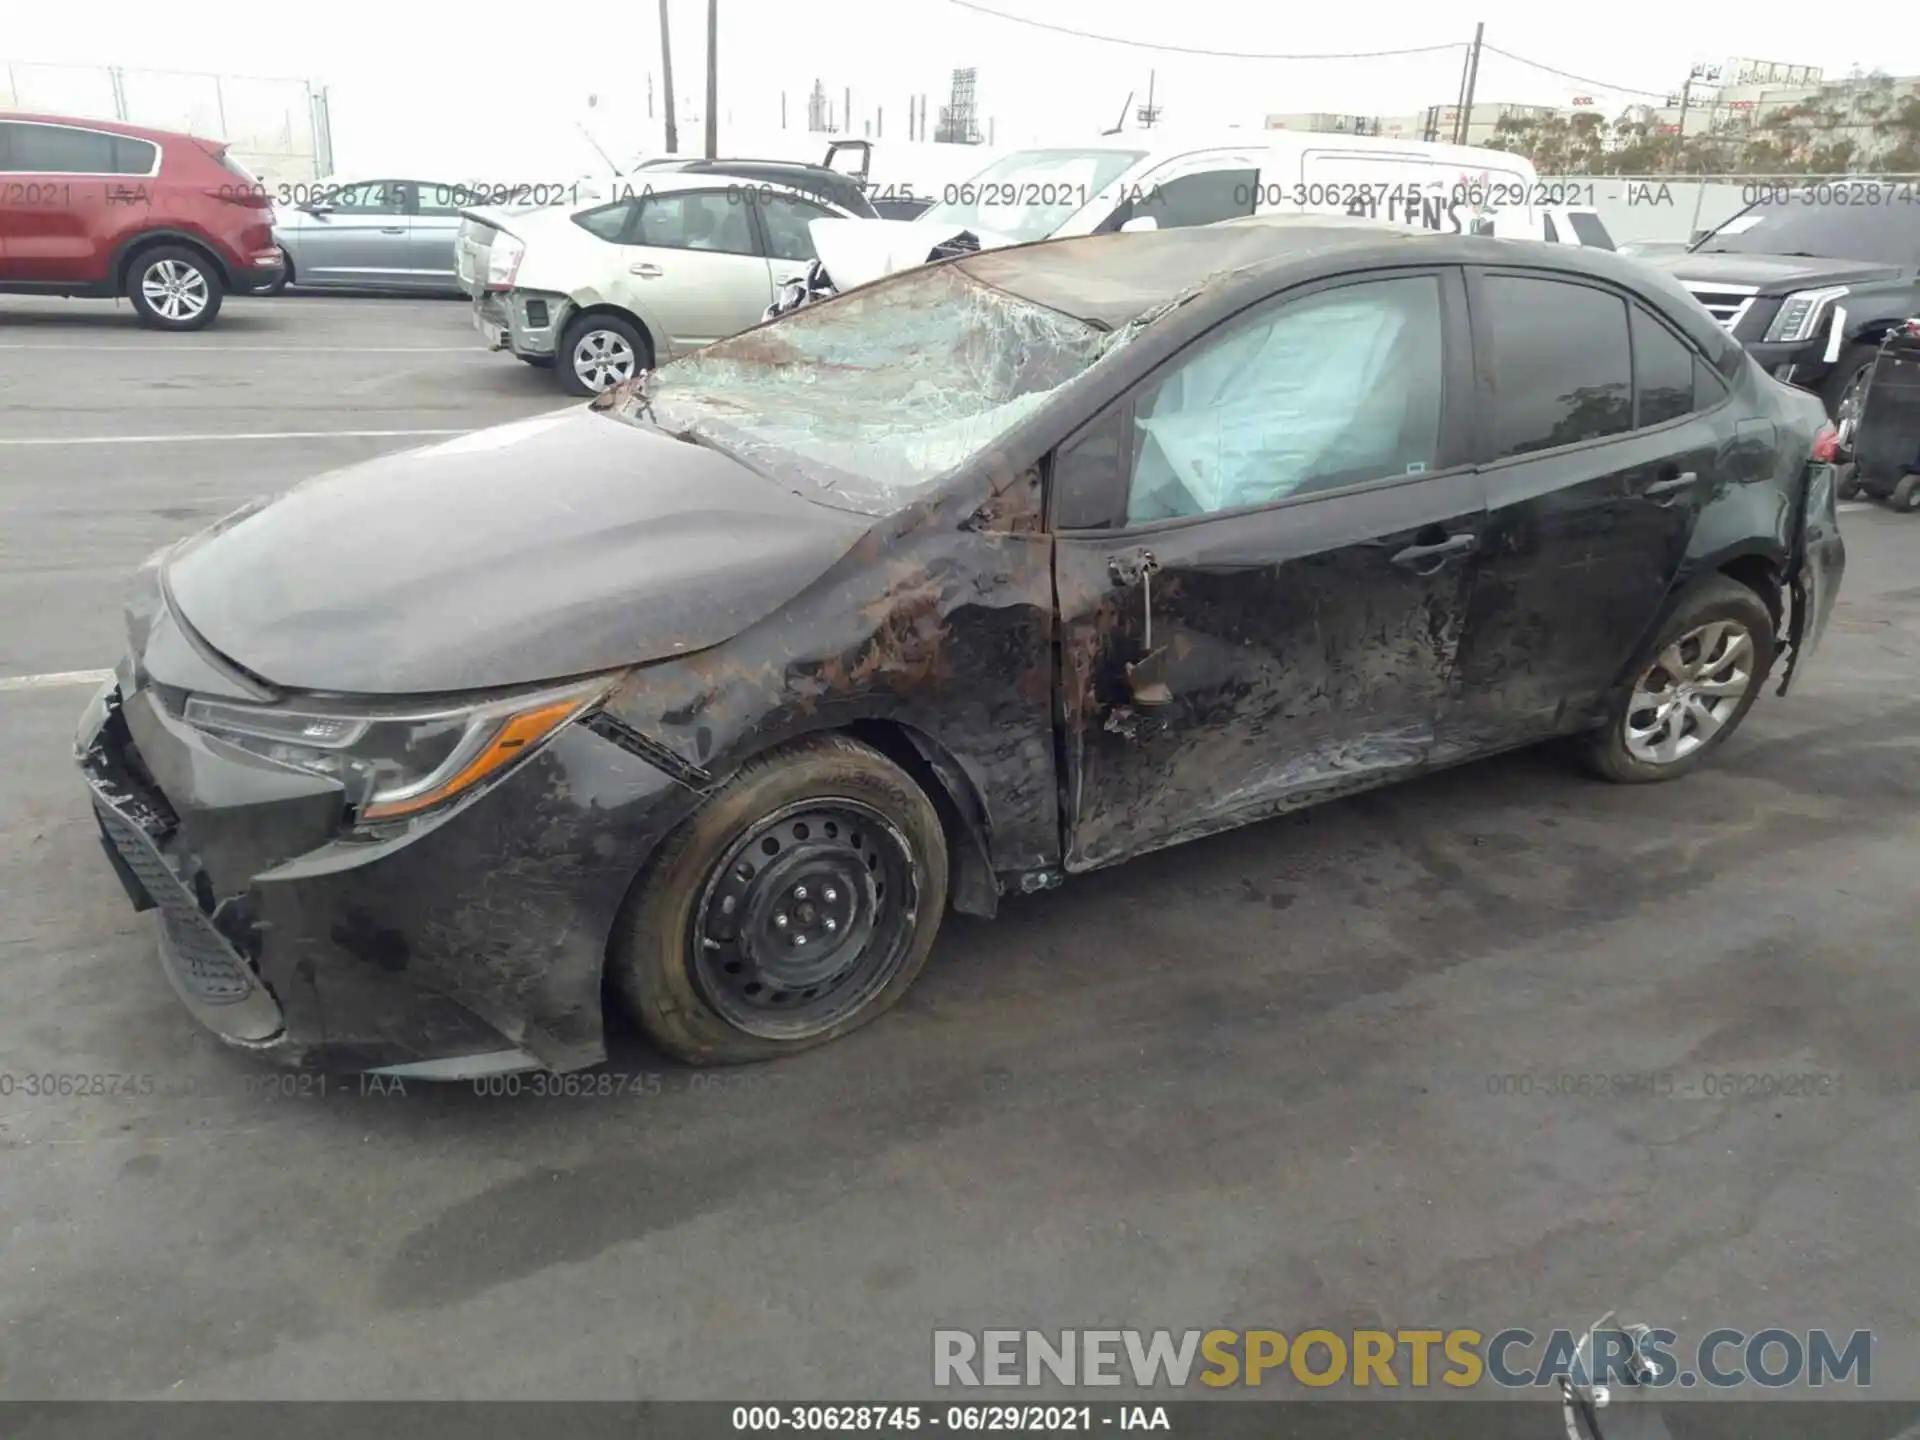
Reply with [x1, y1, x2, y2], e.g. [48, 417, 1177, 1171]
[271, 178, 473, 293]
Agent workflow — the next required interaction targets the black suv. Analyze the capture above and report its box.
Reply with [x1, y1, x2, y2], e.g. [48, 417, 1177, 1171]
[1655, 183, 1920, 423]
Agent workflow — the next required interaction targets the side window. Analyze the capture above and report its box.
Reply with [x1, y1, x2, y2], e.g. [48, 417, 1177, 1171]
[8, 123, 118, 174]
[1631, 304, 1698, 427]
[1102, 168, 1257, 233]
[573, 200, 637, 242]
[329, 181, 402, 214]
[1125, 274, 1446, 524]
[408, 181, 465, 217]
[1480, 275, 1633, 458]
[632, 191, 757, 256]
[756, 193, 836, 262]
[110, 137, 156, 174]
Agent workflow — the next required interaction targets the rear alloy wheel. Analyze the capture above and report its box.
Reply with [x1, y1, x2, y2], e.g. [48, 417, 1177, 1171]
[610, 735, 949, 1065]
[1581, 576, 1775, 784]
[126, 246, 224, 331]
[559, 313, 645, 396]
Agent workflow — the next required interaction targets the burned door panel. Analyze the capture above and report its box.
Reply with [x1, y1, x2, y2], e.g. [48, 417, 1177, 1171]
[1056, 467, 1486, 872]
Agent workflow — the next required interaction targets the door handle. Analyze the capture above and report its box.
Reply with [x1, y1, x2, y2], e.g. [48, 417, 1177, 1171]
[1390, 533, 1477, 571]
[1644, 470, 1697, 499]
[629, 262, 664, 278]
[379, 226, 406, 234]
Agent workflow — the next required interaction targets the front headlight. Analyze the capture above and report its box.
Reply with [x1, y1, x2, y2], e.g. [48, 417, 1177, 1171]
[1764, 286, 1849, 344]
[183, 674, 615, 822]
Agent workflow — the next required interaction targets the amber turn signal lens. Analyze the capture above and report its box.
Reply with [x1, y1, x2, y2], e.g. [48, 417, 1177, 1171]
[358, 696, 585, 821]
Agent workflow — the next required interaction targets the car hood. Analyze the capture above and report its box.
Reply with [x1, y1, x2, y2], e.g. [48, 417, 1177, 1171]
[807, 216, 1024, 290]
[1652, 250, 1904, 294]
[161, 410, 873, 696]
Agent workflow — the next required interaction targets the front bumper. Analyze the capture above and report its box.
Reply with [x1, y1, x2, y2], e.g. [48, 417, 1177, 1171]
[474, 288, 570, 359]
[75, 665, 696, 1077]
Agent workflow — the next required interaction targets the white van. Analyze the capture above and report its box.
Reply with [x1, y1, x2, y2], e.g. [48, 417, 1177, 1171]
[801, 130, 1546, 295]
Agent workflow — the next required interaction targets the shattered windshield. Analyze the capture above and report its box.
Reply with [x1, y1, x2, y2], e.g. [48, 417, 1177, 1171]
[916, 148, 1148, 244]
[607, 261, 1134, 515]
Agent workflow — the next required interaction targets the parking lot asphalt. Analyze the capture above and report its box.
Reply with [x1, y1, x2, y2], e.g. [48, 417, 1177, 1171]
[2, 292, 1918, 1404]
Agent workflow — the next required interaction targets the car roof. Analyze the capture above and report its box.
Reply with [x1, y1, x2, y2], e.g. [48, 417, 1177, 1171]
[949, 224, 1741, 365]
[0, 110, 211, 145]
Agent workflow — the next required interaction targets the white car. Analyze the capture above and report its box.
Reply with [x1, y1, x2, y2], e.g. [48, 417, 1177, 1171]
[458, 173, 862, 395]
[788, 129, 1548, 301]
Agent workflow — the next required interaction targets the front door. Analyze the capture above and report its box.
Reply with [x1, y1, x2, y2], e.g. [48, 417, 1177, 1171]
[612, 187, 774, 358]
[1053, 267, 1485, 871]
[1441, 269, 1722, 756]
[296, 180, 410, 285]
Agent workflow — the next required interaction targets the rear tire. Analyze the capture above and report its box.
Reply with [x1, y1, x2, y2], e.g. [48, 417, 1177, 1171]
[1579, 576, 1776, 784]
[609, 734, 949, 1066]
[558, 313, 648, 396]
[1893, 474, 1920, 513]
[125, 245, 224, 330]
[1835, 463, 1862, 501]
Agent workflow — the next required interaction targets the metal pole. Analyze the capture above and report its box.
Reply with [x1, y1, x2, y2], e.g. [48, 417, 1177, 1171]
[1674, 76, 1692, 175]
[876, 106, 882, 138]
[844, 86, 851, 135]
[781, 91, 786, 128]
[1457, 23, 1484, 145]
[1144, 70, 1155, 128]
[1449, 35, 1473, 143]
[704, 0, 718, 159]
[659, 0, 679, 153]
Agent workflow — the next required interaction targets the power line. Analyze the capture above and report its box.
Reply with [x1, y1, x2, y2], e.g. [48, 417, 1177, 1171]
[942, 0, 1467, 60]
[1477, 43, 1670, 100]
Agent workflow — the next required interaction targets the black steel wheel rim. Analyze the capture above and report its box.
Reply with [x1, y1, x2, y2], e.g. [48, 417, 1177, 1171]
[689, 797, 922, 1040]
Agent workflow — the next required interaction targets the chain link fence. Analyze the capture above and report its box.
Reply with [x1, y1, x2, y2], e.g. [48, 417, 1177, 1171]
[3, 60, 331, 184]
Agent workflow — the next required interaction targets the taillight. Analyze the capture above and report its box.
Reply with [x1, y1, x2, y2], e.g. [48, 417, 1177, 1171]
[1810, 424, 1840, 463]
[486, 235, 525, 291]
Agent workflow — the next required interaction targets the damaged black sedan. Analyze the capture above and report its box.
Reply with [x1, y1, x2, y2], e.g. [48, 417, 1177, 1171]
[77, 223, 1846, 1079]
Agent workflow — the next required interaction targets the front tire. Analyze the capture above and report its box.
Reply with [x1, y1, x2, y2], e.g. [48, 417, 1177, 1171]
[1892, 474, 1920, 513]
[1580, 576, 1776, 784]
[126, 245, 224, 330]
[1821, 343, 1877, 426]
[609, 735, 950, 1065]
[260, 249, 292, 295]
[558, 313, 647, 396]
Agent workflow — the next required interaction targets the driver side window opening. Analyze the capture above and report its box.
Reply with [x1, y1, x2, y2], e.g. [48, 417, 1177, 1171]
[1124, 274, 1447, 524]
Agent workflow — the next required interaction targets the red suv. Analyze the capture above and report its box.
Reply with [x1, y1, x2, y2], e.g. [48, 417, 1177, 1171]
[0, 112, 284, 330]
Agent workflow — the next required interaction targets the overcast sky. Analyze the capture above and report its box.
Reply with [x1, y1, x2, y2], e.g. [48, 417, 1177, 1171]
[6, 1, 1916, 177]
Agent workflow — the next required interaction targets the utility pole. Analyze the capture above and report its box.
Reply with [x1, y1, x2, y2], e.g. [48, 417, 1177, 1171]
[1456, 22, 1485, 145]
[781, 91, 787, 129]
[844, 87, 851, 134]
[659, 0, 679, 153]
[704, 0, 719, 158]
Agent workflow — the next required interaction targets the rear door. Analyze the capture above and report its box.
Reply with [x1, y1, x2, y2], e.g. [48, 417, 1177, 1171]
[1440, 269, 1729, 757]
[1052, 266, 1484, 870]
[0, 119, 157, 284]
[295, 180, 409, 285]
[609, 186, 773, 357]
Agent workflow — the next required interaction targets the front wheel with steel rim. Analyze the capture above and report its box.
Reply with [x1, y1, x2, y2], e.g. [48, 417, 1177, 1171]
[1821, 343, 1878, 427]
[126, 245, 224, 331]
[609, 734, 950, 1064]
[558, 312, 648, 397]
[1580, 576, 1776, 784]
